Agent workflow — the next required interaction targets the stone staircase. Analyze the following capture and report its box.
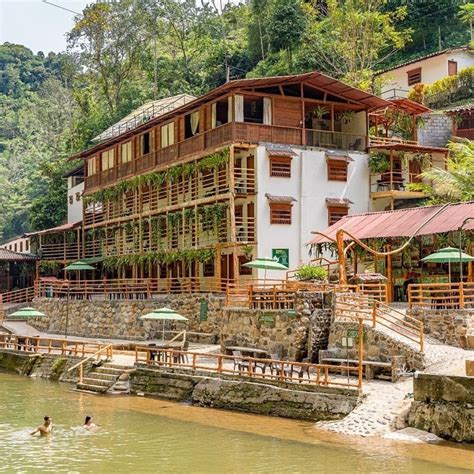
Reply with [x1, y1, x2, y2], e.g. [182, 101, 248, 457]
[76, 362, 133, 394]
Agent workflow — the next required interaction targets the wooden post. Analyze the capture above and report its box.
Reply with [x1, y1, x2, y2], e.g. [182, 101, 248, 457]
[215, 244, 222, 291]
[358, 317, 363, 391]
[372, 302, 376, 328]
[386, 244, 393, 302]
[336, 229, 347, 284]
[459, 282, 465, 309]
[228, 145, 239, 283]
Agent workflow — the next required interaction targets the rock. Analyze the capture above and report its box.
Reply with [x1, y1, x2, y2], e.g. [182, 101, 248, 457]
[383, 427, 442, 444]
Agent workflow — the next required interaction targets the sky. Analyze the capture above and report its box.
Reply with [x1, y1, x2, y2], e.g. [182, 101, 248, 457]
[0, 0, 90, 54]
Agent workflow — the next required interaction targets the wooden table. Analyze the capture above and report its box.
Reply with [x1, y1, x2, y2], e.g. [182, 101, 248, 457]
[225, 346, 268, 358]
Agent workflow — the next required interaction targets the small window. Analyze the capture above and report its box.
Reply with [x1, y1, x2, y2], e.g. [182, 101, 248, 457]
[327, 206, 348, 226]
[184, 111, 200, 138]
[19, 242, 23, 252]
[407, 68, 421, 86]
[327, 159, 348, 181]
[121, 141, 132, 163]
[448, 60, 457, 76]
[25, 240, 29, 251]
[270, 203, 292, 225]
[141, 132, 150, 155]
[101, 149, 115, 171]
[269, 156, 292, 178]
[87, 156, 97, 176]
[244, 96, 264, 124]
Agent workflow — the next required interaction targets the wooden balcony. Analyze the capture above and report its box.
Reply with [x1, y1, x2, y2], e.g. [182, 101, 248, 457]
[85, 122, 367, 192]
[369, 136, 419, 147]
[370, 172, 429, 200]
[455, 128, 474, 140]
[84, 166, 255, 227]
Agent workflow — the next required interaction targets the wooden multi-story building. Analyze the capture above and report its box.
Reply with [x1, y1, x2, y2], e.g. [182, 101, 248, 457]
[28, 70, 441, 288]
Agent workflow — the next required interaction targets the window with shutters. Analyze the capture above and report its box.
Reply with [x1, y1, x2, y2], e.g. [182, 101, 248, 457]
[327, 206, 348, 226]
[407, 68, 422, 86]
[327, 159, 348, 181]
[269, 156, 292, 177]
[121, 141, 132, 163]
[270, 203, 292, 224]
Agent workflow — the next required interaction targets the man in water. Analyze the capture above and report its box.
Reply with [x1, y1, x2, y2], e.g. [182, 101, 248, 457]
[83, 416, 97, 430]
[30, 416, 53, 437]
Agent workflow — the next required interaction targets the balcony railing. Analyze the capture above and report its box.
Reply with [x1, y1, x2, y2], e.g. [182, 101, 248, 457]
[370, 172, 426, 195]
[369, 136, 419, 147]
[85, 122, 368, 192]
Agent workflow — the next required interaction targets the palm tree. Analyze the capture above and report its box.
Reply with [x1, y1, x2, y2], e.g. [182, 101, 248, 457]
[421, 139, 474, 203]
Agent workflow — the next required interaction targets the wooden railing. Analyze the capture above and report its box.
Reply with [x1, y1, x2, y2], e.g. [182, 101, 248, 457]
[455, 128, 474, 139]
[335, 293, 424, 351]
[408, 282, 474, 309]
[134, 347, 363, 390]
[68, 344, 113, 383]
[0, 287, 36, 320]
[85, 121, 368, 192]
[0, 334, 113, 359]
[370, 172, 426, 195]
[369, 136, 419, 147]
[36, 277, 232, 300]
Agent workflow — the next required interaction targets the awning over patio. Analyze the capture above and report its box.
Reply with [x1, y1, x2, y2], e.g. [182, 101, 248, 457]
[310, 201, 474, 244]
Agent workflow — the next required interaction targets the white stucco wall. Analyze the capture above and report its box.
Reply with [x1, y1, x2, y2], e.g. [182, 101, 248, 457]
[0, 236, 31, 254]
[380, 50, 474, 96]
[255, 145, 370, 278]
[67, 181, 84, 224]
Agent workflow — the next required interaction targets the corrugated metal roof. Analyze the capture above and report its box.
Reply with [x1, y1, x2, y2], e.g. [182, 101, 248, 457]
[265, 143, 298, 157]
[24, 221, 82, 237]
[265, 193, 297, 203]
[375, 47, 469, 75]
[310, 202, 474, 244]
[0, 248, 38, 261]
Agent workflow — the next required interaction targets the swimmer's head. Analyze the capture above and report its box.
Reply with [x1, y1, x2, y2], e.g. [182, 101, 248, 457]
[44, 416, 51, 424]
[85, 416, 92, 424]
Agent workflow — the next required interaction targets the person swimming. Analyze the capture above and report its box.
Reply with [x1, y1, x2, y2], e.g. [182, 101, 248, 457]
[83, 416, 98, 430]
[30, 416, 53, 437]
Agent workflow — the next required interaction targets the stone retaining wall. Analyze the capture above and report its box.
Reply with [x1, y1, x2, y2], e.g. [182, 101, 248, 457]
[130, 366, 361, 421]
[408, 308, 474, 349]
[32, 295, 226, 341]
[328, 322, 425, 370]
[0, 349, 94, 382]
[408, 374, 474, 443]
[418, 113, 453, 148]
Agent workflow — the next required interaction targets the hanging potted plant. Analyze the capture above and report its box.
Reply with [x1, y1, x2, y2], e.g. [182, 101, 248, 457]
[368, 152, 390, 174]
[310, 105, 329, 129]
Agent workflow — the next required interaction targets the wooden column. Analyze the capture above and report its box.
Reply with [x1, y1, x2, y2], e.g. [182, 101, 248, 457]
[215, 244, 222, 290]
[229, 145, 239, 283]
[385, 244, 393, 302]
[336, 229, 347, 284]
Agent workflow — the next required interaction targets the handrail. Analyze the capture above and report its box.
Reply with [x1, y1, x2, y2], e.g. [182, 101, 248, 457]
[408, 282, 474, 310]
[68, 344, 113, 383]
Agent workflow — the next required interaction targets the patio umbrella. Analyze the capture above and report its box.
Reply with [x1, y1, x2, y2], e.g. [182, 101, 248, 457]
[9, 307, 46, 337]
[139, 307, 188, 341]
[242, 257, 288, 285]
[421, 247, 474, 282]
[63, 261, 96, 339]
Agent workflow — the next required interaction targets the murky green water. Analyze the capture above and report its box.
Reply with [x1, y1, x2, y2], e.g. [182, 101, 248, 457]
[0, 372, 473, 473]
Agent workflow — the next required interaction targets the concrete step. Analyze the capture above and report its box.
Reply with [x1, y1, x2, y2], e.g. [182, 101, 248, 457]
[81, 377, 113, 387]
[86, 372, 118, 382]
[102, 363, 134, 370]
[76, 382, 108, 393]
[94, 367, 125, 376]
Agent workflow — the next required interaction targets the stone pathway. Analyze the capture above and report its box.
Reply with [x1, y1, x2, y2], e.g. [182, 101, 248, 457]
[316, 339, 474, 438]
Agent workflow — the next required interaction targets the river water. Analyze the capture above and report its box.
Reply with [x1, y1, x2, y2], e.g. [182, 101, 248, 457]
[0, 372, 473, 473]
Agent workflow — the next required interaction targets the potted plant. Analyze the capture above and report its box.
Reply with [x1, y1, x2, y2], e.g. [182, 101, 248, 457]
[294, 264, 328, 282]
[368, 152, 390, 174]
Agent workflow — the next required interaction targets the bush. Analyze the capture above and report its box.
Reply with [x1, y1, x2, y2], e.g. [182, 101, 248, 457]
[368, 152, 390, 174]
[295, 265, 327, 281]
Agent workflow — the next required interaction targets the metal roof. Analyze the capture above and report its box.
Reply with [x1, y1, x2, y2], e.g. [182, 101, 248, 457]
[368, 143, 448, 154]
[310, 201, 474, 244]
[0, 248, 38, 261]
[265, 193, 297, 203]
[24, 221, 82, 237]
[375, 47, 469, 75]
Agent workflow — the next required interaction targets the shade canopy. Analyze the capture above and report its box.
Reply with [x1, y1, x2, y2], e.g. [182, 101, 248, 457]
[421, 247, 474, 263]
[64, 261, 96, 271]
[9, 307, 46, 318]
[242, 257, 288, 271]
[139, 307, 188, 321]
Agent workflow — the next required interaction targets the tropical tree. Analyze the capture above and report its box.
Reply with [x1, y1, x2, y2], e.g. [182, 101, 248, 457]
[300, 0, 411, 89]
[459, 3, 474, 43]
[421, 140, 474, 203]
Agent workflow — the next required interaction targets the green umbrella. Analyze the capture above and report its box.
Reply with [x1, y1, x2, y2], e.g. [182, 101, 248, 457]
[9, 307, 46, 337]
[64, 261, 96, 271]
[421, 247, 474, 282]
[139, 307, 188, 340]
[243, 257, 288, 284]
